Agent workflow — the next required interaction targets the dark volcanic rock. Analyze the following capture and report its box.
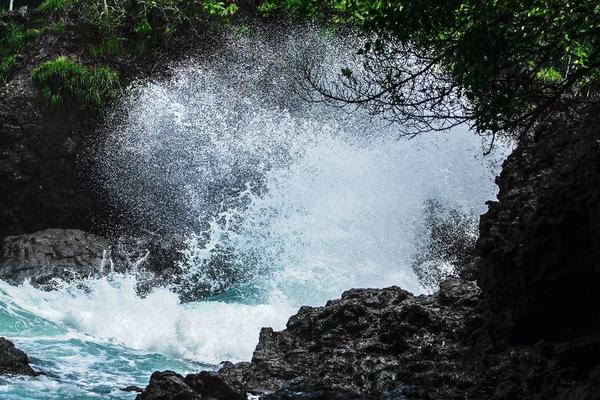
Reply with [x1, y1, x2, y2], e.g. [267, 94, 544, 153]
[139, 277, 600, 400]
[477, 108, 600, 342]
[0, 229, 114, 287]
[0, 229, 183, 289]
[0, 68, 98, 238]
[0, 10, 219, 238]
[136, 370, 246, 400]
[139, 279, 489, 399]
[0, 337, 38, 376]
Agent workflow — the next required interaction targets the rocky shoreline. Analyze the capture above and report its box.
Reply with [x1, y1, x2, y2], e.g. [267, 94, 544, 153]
[1, 7, 600, 400]
[136, 279, 600, 400]
[0, 338, 40, 376]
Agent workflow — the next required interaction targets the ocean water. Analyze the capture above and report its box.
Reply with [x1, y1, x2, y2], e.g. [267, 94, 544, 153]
[0, 29, 510, 398]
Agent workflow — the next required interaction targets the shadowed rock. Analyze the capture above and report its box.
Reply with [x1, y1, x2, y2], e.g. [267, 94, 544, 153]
[136, 370, 246, 400]
[477, 106, 600, 342]
[0, 337, 39, 376]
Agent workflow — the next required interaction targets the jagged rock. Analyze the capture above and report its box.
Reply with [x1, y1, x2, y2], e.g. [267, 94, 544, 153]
[477, 107, 600, 342]
[136, 370, 246, 400]
[263, 389, 368, 400]
[138, 276, 600, 400]
[0, 337, 39, 376]
[139, 280, 487, 399]
[0, 229, 183, 289]
[122, 386, 144, 393]
[0, 229, 114, 287]
[136, 371, 201, 400]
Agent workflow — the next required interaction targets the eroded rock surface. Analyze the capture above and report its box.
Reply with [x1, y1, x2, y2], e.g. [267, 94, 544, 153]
[138, 279, 484, 399]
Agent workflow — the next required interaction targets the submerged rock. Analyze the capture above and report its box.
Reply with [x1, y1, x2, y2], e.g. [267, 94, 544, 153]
[0, 229, 183, 290]
[0, 337, 39, 376]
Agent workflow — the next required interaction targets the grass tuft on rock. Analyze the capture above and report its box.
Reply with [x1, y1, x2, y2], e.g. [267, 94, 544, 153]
[31, 56, 119, 107]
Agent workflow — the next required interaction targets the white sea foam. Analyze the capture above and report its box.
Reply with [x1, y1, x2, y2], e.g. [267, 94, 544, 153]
[0, 277, 294, 364]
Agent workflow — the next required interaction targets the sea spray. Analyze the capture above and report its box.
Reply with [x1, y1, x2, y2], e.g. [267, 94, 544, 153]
[0, 27, 509, 399]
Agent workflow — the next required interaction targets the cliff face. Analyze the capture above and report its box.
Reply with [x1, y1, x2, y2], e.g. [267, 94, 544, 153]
[477, 107, 600, 343]
[0, 69, 97, 238]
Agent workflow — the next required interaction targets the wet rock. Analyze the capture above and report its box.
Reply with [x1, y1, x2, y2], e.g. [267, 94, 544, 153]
[136, 371, 201, 400]
[0, 337, 39, 376]
[136, 370, 246, 400]
[0, 67, 98, 238]
[140, 279, 487, 399]
[0, 229, 114, 287]
[0, 229, 184, 289]
[122, 386, 144, 393]
[138, 277, 600, 400]
[412, 200, 479, 288]
[263, 389, 368, 400]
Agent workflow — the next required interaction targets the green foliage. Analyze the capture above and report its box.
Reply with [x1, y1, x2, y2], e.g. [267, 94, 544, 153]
[90, 35, 125, 57]
[37, 0, 241, 57]
[133, 18, 152, 36]
[31, 56, 119, 107]
[261, 0, 600, 134]
[0, 55, 18, 83]
[0, 22, 27, 83]
[38, 0, 71, 14]
[70, 0, 239, 36]
[1, 22, 26, 54]
[202, 0, 239, 17]
[25, 28, 42, 39]
[232, 24, 250, 39]
[47, 21, 66, 33]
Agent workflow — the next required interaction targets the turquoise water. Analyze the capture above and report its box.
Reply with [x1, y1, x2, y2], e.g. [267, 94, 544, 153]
[0, 277, 293, 399]
[0, 282, 207, 399]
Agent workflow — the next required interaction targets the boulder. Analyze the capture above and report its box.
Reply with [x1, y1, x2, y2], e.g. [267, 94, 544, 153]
[0, 337, 39, 376]
[136, 370, 245, 400]
[0, 229, 183, 290]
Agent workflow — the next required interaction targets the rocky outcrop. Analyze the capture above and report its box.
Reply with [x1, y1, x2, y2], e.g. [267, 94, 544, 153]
[0, 10, 214, 238]
[137, 370, 246, 400]
[477, 107, 600, 342]
[223, 280, 483, 398]
[138, 278, 600, 399]
[0, 229, 183, 289]
[137, 279, 486, 399]
[0, 337, 39, 376]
